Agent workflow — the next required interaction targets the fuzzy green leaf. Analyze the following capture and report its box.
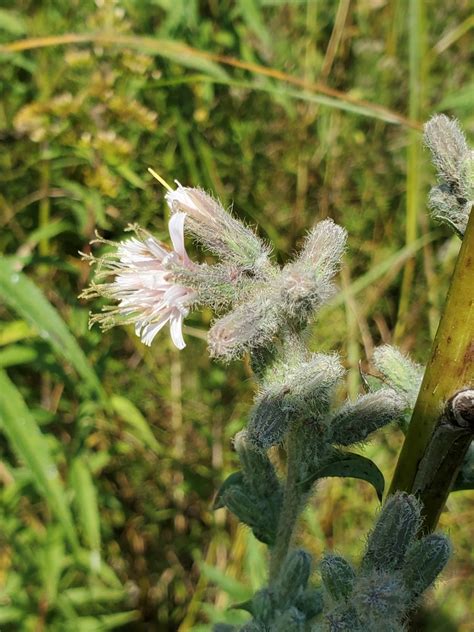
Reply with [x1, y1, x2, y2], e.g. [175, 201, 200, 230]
[304, 452, 385, 501]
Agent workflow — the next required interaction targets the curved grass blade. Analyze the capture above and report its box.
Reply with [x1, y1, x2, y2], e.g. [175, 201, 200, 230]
[0, 257, 104, 400]
[0, 370, 80, 553]
[70, 458, 101, 558]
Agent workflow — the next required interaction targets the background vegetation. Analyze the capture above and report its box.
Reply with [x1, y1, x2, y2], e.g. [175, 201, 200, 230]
[0, 1, 472, 630]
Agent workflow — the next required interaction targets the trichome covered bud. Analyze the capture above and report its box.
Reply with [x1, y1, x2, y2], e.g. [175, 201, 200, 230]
[247, 351, 344, 450]
[279, 219, 347, 326]
[362, 492, 421, 573]
[274, 549, 312, 608]
[328, 388, 405, 446]
[372, 345, 423, 407]
[320, 554, 355, 604]
[166, 185, 271, 270]
[423, 114, 473, 237]
[402, 533, 451, 598]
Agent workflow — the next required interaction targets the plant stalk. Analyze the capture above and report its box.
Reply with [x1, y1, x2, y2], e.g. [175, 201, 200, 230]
[389, 210, 474, 527]
[269, 423, 305, 580]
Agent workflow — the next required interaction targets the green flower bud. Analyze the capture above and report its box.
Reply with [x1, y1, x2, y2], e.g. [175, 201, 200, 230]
[251, 588, 274, 623]
[247, 390, 292, 450]
[294, 587, 324, 620]
[362, 493, 421, 573]
[239, 621, 266, 632]
[320, 554, 355, 604]
[234, 430, 281, 499]
[402, 533, 451, 597]
[352, 571, 408, 627]
[324, 605, 363, 631]
[275, 549, 312, 607]
[273, 606, 306, 632]
[372, 346, 423, 407]
[329, 389, 405, 446]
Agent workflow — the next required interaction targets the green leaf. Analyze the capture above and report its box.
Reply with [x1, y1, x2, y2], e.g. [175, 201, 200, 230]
[70, 458, 101, 557]
[0, 257, 104, 400]
[213, 471, 245, 509]
[60, 586, 126, 607]
[110, 395, 162, 454]
[199, 562, 253, 602]
[0, 9, 27, 35]
[38, 526, 65, 605]
[304, 452, 385, 501]
[0, 344, 38, 368]
[0, 370, 80, 553]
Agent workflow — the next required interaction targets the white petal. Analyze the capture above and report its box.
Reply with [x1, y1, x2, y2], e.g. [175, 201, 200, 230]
[139, 314, 170, 346]
[166, 187, 199, 214]
[168, 212, 189, 261]
[169, 313, 186, 349]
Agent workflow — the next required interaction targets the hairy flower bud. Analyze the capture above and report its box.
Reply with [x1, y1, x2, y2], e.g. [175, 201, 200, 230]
[320, 554, 355, 604]
[166, 185, 271, 269]
[372, 346, 423, 407]
[324, 605, 362, 631]
[352, 571, 408, 627]
[294, 588, 324, 620]
[328, 389, 405, 446]
[424, 115, 469, 191]
[233, 430, 281, 498]
[208, 290, 280, 361]
[362, 493, 421, 573]
[251, 588, 274, 623]
[248, 352, 344, 449]
[402, 533, 451, 598]
[275, 549, 312, 608]
[279, 220, 347, 326]
[423, 115, 473, 237]
[273, 606, 306, 631]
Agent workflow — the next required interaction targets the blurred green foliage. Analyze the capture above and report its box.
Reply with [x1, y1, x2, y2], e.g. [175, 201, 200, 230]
[0, 0, 472, 630]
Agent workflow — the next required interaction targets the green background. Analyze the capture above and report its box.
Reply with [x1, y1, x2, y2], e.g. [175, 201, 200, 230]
[0, 1, 472, 630]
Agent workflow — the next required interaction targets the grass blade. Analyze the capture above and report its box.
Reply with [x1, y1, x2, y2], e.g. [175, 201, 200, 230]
[70, 458, 101, 558]
[0, 257, 104, 399]
[0, 370, 80, 553]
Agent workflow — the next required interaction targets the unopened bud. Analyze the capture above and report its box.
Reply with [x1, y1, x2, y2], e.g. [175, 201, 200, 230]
[362, 493, 421, 573]
[402, 533, 451, 597]
[208, 292, 279, 361]
[329, 389, 405, 446]
[353, 571, 408, 626]
[251, 588, 274, 623]
[166, 185, 270, 269]
[372, 345, 423, 406]
[233, 430, 281, 498]
[275, 549, 312, 607]
[247, 391, 291, 450]
[294, 587, 323, 620]
[320, 554, 355, 604]
[273, 606, 305, 632]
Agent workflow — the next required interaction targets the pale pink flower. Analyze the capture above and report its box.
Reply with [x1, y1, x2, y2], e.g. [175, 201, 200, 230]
[82, 213, 196, 349]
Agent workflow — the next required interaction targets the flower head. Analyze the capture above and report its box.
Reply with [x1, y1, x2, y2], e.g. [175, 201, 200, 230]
[81, 213, 196, 349]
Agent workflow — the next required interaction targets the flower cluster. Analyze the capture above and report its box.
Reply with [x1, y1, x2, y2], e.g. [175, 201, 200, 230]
[82, 178, 344, 356]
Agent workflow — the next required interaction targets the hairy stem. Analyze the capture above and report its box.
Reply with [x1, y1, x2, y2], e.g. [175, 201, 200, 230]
[389, 209, 474, 527]
[269, 423, 305, 580]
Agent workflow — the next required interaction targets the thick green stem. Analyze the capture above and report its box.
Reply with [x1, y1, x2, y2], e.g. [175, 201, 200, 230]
[389, 210, 474, 527]
[269, 424, 305, 580]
